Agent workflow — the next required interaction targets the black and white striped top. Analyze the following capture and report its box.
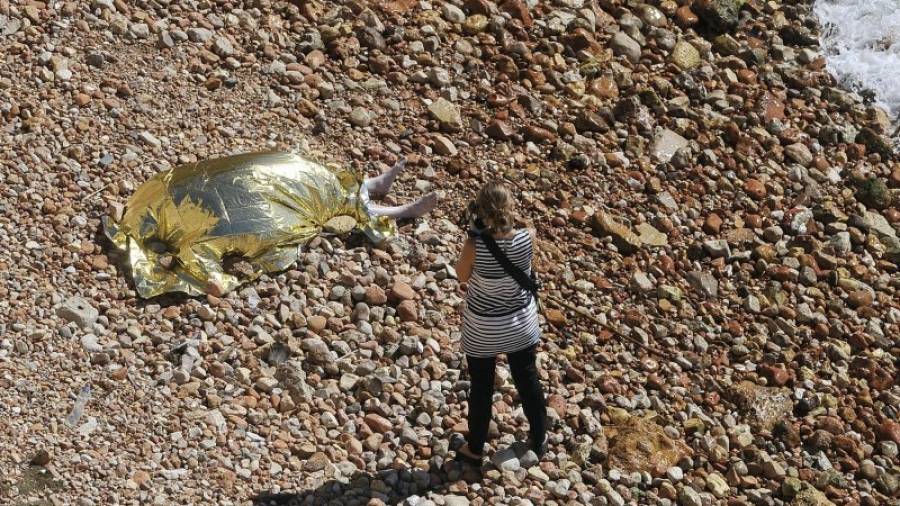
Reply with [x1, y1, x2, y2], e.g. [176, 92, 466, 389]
[461, 229, 541, 357]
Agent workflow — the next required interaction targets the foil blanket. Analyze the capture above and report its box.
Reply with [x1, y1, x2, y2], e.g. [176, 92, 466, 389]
[104, 152, 394, 298]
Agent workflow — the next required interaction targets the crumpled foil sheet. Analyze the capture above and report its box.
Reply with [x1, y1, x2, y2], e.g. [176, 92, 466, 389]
[104, 151, 394, 298]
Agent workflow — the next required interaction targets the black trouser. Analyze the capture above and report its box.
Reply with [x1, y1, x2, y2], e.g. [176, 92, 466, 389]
[465, 344, 547, 454]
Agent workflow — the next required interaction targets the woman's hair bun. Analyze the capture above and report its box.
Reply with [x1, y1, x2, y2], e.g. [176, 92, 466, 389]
[475, 181, 515, 235]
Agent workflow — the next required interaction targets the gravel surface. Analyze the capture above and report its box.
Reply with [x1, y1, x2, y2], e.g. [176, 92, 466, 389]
[1, 1, 898, 505]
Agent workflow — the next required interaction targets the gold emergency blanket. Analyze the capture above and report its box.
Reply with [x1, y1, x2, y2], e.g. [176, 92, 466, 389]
[103, 152, 394, 298]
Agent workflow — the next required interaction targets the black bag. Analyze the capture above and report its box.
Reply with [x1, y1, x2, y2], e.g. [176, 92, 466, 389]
[474, 230, 542, 304]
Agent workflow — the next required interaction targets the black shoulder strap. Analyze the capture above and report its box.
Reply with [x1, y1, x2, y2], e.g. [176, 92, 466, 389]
[478, 232, 538, 296]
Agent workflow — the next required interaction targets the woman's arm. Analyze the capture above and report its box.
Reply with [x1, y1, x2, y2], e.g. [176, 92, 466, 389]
[455, 237, 476, 283]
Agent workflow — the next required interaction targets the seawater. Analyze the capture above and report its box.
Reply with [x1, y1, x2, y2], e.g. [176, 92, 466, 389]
[815, 0, 900, 120]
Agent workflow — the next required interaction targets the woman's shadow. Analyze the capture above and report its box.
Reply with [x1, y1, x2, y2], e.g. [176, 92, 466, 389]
[251, 460, 482, 506]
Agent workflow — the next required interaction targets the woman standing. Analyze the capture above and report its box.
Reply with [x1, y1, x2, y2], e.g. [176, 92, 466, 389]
[453, 181, 547, 465]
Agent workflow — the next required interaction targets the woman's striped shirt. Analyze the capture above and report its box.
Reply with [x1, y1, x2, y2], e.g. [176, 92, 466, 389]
[461, 229, 541, 357]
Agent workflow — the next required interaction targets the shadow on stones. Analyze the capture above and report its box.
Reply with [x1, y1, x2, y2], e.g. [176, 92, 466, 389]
[0, 465, 65, 506]
[251, 464, 480, 506]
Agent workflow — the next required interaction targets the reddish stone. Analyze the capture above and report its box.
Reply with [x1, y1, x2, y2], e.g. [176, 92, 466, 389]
[584, 79, 616, 101]
[91, 255, 109, 270]
[657, 254, 676, 274]
[737, 69, 757, 84]
[305, 49, 326, 69]
[818, 416, 846, 435]
[847, 332, 870, 350]
[596, 278, 615, 291]
[675, 6, 699, 27]
[847, 289, 873, 308]
[884, 209, 900, 224]
[547, 394, 567, 418]
[725, 320, 743, 336]
[774, 421, 801, 448]
[744, 179, 767, 200]
[798, 254, 820, 272]
[760, 364, 791, 386]
[704, 213, 723, 234]
[397, 300, 418, 322]
[744, 213, 763, 229]
[846, 143, 866, 160]
[524, 68, 546, 86]
[561, 28, 601, 54]
[623, 309, 644, 326]
[758, 92, 785, 121]
[388, 281, 416, 302]
[646, 373, 665, 390]
[565, 366, 585, 383]
[131, 470, 151, 488]
[834, 435, 859, 455]
[769, 265, 797, 282]
[570, 208, 590, 224]
[522, 124, 556, 143]
[307, 315, 327, 332]
[599, 376, 621, 394]
[501, 0, 532, 27]
[365, 286, 387, 305]
[877, 419, 900, 443]
[485, 119, 514, 140]
[364, 413, 393, 434]
[544, 308, 567, 327]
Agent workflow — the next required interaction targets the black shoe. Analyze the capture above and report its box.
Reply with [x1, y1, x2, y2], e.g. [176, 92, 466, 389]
[528, 436, 548, 458]
[454, 444, 484, 467]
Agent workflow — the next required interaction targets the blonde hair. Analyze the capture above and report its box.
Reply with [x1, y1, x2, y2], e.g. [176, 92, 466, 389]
[475, 181, 516, 235]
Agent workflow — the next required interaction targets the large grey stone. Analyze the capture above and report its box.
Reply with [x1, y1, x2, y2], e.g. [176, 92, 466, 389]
[651, 128, 689, 163]
[785, 142, 813, 166]
[427, 98, 462, 131]
[442, 4, 465, 23]
[80, 334, 102, 353]
[678, 486, 703, 506]
[212, 36, 234, 57]
[610, 31, 642, 63]
[129, 23, 150, 39]
[491, 447, 521, 472]
[864, 211, 900, 261]
[630, 271, 655, 293]
[686, 271, 718, 298]
[187, 27, 213, 43]
[57, 296, 99, 329]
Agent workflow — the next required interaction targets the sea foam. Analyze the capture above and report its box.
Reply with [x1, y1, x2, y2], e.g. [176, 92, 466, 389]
[815, 0, 900, 120]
